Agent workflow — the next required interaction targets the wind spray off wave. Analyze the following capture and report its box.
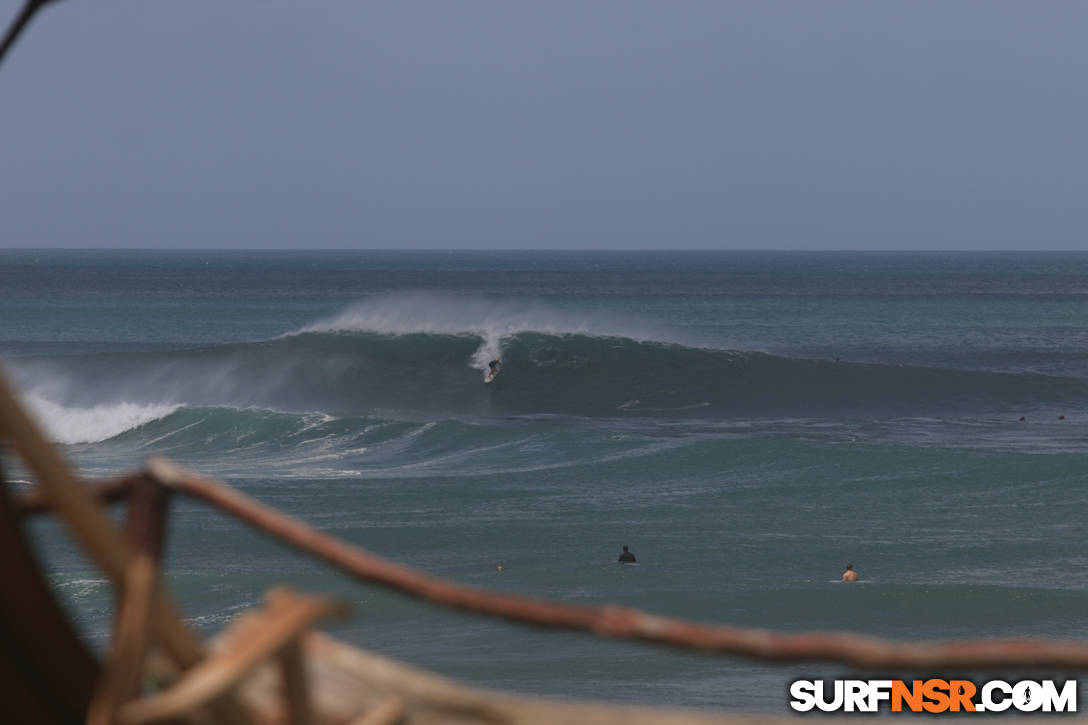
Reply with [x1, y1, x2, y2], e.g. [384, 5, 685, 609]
[297, 292, 682, 373]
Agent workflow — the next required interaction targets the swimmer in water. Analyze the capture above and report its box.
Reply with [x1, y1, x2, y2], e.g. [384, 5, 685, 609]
[842, 563, 858, 582]
[618, 545, 636, 564]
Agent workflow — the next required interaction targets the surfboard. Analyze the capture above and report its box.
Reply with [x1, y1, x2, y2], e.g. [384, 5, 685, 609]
[484, 362, 501, 384]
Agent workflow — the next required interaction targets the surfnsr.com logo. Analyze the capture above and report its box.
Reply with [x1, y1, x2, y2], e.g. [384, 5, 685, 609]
[789, 679, 1077, 713]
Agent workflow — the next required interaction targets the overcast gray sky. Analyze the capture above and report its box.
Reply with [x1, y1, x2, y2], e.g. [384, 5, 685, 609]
[1, 1, 1085, 250]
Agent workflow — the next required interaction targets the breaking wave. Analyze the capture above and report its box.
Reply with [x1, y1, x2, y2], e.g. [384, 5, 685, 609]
[22, 392, 179, 444]
[10, 295, 1088, 447]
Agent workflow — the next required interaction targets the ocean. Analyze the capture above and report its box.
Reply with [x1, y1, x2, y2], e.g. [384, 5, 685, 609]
[3, 249, 1087, 712]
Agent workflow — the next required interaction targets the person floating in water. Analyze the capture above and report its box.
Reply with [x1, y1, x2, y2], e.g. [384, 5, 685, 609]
[842, 563, 858, 582]
[618, 545, 636, 564]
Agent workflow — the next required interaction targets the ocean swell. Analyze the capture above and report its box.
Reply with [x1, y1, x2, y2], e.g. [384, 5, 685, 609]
[12, 330, 1087, 427]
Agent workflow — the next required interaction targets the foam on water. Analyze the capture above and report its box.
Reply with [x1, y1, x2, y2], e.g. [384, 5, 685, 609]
[23, 391, 179, 444]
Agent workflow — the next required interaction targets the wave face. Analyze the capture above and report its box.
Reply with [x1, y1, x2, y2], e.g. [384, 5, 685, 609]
[9, 291, 1088, 453]
[13, 329, 1088, 436]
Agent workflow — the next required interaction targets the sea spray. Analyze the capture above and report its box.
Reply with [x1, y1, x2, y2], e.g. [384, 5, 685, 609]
[22, 391, 179, 444]
[298, 292, 682, 373]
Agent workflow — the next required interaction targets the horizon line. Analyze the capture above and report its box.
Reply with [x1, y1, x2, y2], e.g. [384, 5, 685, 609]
[2, 247, 1086, 254]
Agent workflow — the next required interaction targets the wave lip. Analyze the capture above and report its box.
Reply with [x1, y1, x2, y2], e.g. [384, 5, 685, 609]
[23, 392, 179, 444]
[297, 292, 684, 371]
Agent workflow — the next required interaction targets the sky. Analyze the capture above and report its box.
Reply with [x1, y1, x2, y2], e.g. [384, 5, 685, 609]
[1, 1, 1086, 251]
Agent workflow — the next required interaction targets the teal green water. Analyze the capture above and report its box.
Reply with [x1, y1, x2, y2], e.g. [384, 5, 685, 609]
[4, 251, 1088, 710]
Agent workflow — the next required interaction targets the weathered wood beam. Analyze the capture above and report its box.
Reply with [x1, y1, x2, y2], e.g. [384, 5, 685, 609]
[118, 588, 347, 725]
[87, 554, 159, 725]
